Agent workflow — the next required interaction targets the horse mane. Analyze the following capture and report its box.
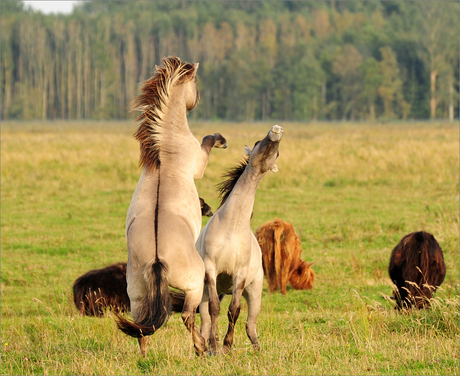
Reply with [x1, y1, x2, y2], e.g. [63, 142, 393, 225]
[132, 56, 197, 172]
[217, 156, 250, 208]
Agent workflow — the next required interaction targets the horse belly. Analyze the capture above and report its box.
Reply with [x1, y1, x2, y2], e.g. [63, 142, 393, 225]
[216, 273, 234, 294]
[157, 212, 205, 291]
[158, 175, 202, 240]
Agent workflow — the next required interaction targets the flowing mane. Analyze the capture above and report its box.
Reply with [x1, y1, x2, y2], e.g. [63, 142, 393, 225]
[217, 156, 250, 208]
[132, 56, 197, 171]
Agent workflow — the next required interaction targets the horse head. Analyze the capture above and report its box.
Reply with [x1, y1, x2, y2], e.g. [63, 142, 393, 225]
[132, 56, 200, 172]
[244, 124, 283, 175]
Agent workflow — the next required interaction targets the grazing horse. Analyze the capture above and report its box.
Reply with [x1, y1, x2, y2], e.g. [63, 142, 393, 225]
[196, 125, 283, 353]
[389, 231, 446, 309]
[73, 197, 215, 318]
[115, 57, 226, 357]
[73, 263, 130, 317]
[255, 218, 315, 295]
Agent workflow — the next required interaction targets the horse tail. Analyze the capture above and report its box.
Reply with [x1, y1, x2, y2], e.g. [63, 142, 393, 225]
[115, 260, 171, 338]
[273, 219, 284, 293]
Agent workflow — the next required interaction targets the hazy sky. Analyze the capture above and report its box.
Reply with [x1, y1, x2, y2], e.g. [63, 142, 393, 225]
[23, 1, 81, 14]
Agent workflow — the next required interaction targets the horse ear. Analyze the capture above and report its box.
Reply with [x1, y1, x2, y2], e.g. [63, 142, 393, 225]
[270, 164, 278, 173]
[194, 63, 200, 73]
[244, 145, 252, 156]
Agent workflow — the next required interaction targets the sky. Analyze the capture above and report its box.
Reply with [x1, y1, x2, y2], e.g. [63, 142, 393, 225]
[23, 1, 81, 14]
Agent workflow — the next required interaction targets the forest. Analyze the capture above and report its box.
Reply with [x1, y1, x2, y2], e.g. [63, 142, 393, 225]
[1, 0, 459, 121]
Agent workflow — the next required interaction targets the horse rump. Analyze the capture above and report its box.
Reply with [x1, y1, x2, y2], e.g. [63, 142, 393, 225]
[256, 218, 315, 294]
[389, 231, 446, 309]
[73, 262, 130, 317]
[115, 260, 172, 338]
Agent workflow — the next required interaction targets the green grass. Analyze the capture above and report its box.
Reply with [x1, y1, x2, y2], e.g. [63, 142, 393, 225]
[1, 120, 459, 375]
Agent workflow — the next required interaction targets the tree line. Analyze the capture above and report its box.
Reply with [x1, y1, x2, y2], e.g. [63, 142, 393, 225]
[1, 0, 458, 121]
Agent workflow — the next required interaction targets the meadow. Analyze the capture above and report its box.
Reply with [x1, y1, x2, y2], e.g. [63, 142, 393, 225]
[1, 120, 459, 375]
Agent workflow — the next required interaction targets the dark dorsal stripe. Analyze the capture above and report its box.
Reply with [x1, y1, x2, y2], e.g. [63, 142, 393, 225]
[217, 156, 250, 208]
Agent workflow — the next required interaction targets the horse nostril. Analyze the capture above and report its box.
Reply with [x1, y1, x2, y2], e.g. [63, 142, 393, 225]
[271, 125, 283, 134]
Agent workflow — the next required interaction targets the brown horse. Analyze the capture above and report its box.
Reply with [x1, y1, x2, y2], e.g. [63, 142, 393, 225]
[255, 218, 315, 294]
[73, 263, 130, 317]
[389, 231, 446, 309]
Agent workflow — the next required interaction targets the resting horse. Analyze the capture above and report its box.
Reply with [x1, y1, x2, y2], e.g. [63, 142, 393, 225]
[196, 125, 283, 353]
[115, 57, 226, 357]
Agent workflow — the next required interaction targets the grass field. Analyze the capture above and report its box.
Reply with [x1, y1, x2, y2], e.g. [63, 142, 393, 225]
[1, 120, 459, 375]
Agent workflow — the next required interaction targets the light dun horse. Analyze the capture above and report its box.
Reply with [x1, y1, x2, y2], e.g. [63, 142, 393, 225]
[115, 57, 226, 357]
[196, 125, 283, 353]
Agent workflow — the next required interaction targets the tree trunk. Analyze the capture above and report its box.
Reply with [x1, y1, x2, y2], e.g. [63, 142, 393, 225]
[430, 70, 438, 119]
[312, 95, 318, 121]
[369, 102, 375, 121]
[448, 73, 454, 122]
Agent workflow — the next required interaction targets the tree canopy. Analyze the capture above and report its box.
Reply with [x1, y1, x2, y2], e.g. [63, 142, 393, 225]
[1, 0, 458, 121]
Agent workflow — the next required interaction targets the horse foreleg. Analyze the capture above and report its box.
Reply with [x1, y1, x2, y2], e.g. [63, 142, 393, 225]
[194, 133, 227, 180]
[223, 281, 244, 352]
[242, 270, 263, 351]
[182, 288, 207, 356]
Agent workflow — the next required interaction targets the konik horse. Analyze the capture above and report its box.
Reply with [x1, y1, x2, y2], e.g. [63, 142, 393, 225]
[196, 125, 283, 353]
[115, 57, 226, 357]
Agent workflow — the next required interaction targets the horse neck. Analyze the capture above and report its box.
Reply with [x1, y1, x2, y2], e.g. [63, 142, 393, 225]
[220, 168, 263, 226]
[159, 85, 195, 168]
[161, 85, 189, 134]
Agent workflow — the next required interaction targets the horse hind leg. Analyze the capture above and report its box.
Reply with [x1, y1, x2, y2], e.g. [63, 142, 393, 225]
[137, 337, 149, 357]
[130, 298, 149, 357]
[182, 288, 207, 356]
[242, 272, 263, 351]
[205, 272, 221, 354]
[223, 280, 245, 353]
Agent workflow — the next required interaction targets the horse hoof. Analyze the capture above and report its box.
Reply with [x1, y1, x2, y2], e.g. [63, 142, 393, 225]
[207, 350, 219, 357]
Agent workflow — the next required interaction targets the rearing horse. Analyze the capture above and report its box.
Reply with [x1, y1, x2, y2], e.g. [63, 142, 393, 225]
[197, 125, 283, 353]
[115, 57, 226, 357]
